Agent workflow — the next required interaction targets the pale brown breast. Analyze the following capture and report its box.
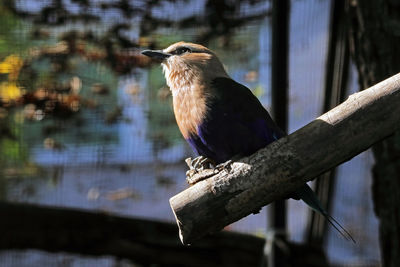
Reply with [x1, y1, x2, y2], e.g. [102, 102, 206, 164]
[172, 84, 209, 139]
[163, 50, 228, 139]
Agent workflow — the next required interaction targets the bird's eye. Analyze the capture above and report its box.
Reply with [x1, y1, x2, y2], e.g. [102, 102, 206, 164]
[174, 47, 191, 55]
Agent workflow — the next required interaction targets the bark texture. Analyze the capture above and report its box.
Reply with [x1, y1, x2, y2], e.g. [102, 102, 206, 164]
[170, 73, 400, 245]
[347, 1, 400, 266]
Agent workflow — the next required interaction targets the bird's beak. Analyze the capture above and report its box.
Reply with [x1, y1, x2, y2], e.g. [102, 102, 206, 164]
[141, 49, 171, 61]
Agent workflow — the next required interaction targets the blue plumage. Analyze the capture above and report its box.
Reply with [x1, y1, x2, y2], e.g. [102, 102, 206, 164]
[186, 77, 283, 163]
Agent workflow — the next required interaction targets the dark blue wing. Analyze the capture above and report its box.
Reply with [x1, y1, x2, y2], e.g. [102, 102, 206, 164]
[186, 77, 284, 164]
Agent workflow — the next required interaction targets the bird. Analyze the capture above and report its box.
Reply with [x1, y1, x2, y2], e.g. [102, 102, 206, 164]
[142, 41, 355, 242]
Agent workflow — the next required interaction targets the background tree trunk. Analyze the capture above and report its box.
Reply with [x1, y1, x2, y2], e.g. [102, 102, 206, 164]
[347, 1, 400, 266]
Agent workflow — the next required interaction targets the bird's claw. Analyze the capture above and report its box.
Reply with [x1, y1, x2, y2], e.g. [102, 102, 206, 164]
[185, 156, 214, 184]
[186, 156, 215, 171]
[185, 157, 233, 185]
[214, 160, 233, 172]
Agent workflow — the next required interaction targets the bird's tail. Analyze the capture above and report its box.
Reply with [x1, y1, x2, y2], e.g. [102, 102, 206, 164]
[295, 184, 356, 243]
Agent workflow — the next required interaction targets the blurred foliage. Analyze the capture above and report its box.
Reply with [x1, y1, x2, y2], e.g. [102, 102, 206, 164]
[0, 1, 125, 183]
[0, 5, 29, 56]
[4, 0, 269, 49]
[0, 54, 24, 101]
[0, 0, 269, 167]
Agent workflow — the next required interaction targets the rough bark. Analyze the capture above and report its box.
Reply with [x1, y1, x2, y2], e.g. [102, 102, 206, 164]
[0, 202, 265, 267]
[347, 1, 400, 266]
[170, 73, 400, 245]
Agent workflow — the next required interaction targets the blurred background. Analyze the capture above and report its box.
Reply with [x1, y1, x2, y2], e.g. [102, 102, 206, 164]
[0, 0, 382, 266]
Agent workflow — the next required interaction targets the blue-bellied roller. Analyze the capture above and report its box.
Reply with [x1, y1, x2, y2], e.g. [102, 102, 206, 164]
[142, 42, 354, 242]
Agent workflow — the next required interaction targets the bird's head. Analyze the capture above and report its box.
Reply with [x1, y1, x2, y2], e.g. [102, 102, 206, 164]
[141, 42, 228, 95]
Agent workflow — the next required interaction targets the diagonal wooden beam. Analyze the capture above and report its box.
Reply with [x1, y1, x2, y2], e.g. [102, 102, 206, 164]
[170, 72, 400, 245]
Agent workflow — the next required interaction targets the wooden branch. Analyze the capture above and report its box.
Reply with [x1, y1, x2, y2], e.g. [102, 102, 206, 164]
[0, 202, 265, 267]
[170, 72, 400, 245]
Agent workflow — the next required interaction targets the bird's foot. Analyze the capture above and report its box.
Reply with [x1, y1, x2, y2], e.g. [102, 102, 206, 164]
[185, 156, 215, 175]
[185, 157, 233, 185]
[193, 156, 215, 170]
[185, 156, 215, 185]
[214, 160, 233, 172]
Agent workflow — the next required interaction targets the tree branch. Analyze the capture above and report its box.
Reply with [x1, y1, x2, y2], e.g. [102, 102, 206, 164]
[170, 72, 400, 245]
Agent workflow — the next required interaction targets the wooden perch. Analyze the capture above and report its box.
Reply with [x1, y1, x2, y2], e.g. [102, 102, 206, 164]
[170, 72, 400, 245]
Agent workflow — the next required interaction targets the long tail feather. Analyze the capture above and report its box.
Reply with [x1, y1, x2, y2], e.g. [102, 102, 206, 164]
[295, 184, 356, 243]
[325, 213, 356, 243]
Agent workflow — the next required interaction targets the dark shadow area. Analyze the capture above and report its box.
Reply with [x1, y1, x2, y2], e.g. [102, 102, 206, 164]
[0, 201, 265, 267]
